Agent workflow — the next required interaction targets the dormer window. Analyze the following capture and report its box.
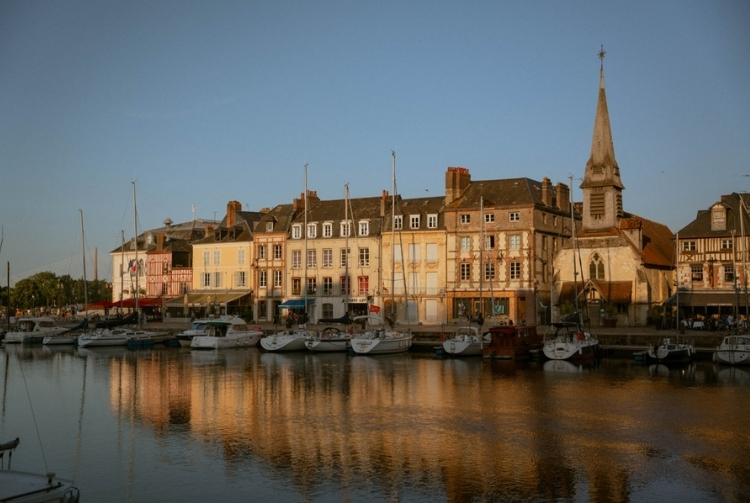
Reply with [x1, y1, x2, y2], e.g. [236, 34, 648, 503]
[266, 221, 274, 232]
[292, 224, 302, 240]
[341, 221, 351, 238]
[307, 223, 317, 239]
[711, 204, 726, 231]
[358, 221, 369, 237]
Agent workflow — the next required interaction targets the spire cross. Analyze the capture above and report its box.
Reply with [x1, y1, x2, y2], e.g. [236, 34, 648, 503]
[598, 45, 606, 66]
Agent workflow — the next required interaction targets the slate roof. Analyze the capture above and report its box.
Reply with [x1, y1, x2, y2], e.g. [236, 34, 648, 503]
[297, 195, 387, 237]
[447, 178, 543, 209]
[677, 193, 750, 238]
[110, 219, 217, 254]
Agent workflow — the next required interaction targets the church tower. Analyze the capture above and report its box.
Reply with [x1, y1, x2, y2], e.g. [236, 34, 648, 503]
[580, 46, 625, 231]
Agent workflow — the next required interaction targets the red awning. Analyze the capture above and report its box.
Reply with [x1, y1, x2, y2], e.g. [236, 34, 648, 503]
[118, 297, 171, 308]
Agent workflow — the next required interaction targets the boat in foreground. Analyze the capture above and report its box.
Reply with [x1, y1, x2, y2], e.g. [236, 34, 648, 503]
[441, 325, 484, 357]
[349, 315, 412, 355]
[305, 326, 352, 352]
[646, 337, 694, 364]
[714, 335, 750, 365]
[175, 319, 212, 347]
[190, 318, 263, 349]
[483, 324, 541, 360]
[3, 318, 69, 345]
[0, 437, 80, 503]
[260, 329, 311, 352]
[542, 316, 600, 362]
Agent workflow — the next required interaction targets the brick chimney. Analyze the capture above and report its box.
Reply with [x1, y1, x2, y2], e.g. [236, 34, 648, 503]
[556, 182, 570, 212]
[226, 200, 242, 227]
[541, 177, 553, 207]
[156, 233, 165, 251]
[445, 167, 470, 205]
[381, 190, 389, 216]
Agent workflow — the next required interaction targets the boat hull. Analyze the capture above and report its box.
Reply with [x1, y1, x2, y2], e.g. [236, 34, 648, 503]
[350, 335, 412, 355]
[190, 331, 263, 350]
[41, 335, 79, 345]
[259, 333, 309, 352]
[543, 339, 600, 361]
[442, 339, 482, 356]
[306, 338, 350, 352]
[713, 336, 750, 365]
[77, 333, 129, 347]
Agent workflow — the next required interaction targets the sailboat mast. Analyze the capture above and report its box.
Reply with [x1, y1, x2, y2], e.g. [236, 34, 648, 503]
[569, 175, 580, 315]
[133, 181, 139, 324]
[741, 196, 748, 329]
[344, 184, 350, 314]
[80, 210, 88, 320]
[479, 196, 484, 319]
[391, 151, 396, 321]
[303, 164, 308, 320]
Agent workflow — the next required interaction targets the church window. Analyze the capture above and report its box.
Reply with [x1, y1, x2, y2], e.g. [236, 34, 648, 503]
[589, 253, 605, 280]
[590, 188, 604, 219]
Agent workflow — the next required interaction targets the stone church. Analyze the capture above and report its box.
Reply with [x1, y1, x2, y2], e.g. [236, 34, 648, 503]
[552, 49, 674, 327]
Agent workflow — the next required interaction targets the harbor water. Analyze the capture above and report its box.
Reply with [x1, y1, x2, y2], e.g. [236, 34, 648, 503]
[1, 344, 749, 502]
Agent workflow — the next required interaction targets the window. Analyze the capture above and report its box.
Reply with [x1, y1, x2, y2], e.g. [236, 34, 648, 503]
[307, 277, 316, 294]
[460, 263, 471, 281]
[410, 215, 420, 229]
[307, 250, 317, 268]
[273, 270, 282, 287]
[323, 277, 333, 294]
[259, 271, 267, 288]
[238, 249, 245, 265]
[179, 282, 188, 294]
[322, 303, 333, 318]
[725, 264, 735, 282]
[341, 221, 351, 237]
[460, 214, 470, 224]
[485, 213, 494, 223]
[323, 223, 333, 238]
[266, 222, 273, 232]
[274, 244, 282, 259]
[202, 273, 210, 288]
[358, 276, 369, 295]
[683, 241, 697, 251]
[340, 248, 349, 267]
[203, 250, 210, 266]
[484, 262, 495, 281]
[307, 223, 317, 239]
[509, 212, 520, 222]
[510, 262, 521, 279]
[341, 276, 350, 295]
[213, 250, 220, 266]
[427, 214, 438, 229]
[509, 234, 520, 250]
[292, 278, 301, 295]
[542, 235, 547, 251]
[722, 239, 733, 250]
[235, 271, 246, 287]
[292, 224, 302, 239]
[359, 221, 369, 236]
[292, 250, 301, 269]
[323, 249, 332, 268]
[426, 243, 438, 262]
[213, 271, 222, 288]
[485, 235, 495, 250]
[691, 264, 703, 282]
[393, 215, 403, 230]
[394, 244, 403, 264]
[408, 243, 420, 263]
[460, 236, 471, 251]
[589, 253, 605, 280]
[258, 245, 266, 259]
[161, 283, 168, 295]
[359, 247, 369, 266]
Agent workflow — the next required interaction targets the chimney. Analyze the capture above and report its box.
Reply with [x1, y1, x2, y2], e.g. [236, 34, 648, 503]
[556, 182, 570, 212]
[292, 193, 304, 211]
[541, 177, 552, 207]
[226, 200, 241, 227]
[445, 167, 470, 205]
[381, 190, 389, 216]
[156, 233, 165, 251]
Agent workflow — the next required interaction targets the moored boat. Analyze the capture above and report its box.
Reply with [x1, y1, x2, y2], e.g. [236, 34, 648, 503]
[714, 335, 750, 365]
[646, 337, 694, 364]
[190, 318, 263, 350]
[305, 326, 352, 352]
[3, 317, 70, 345]
[175, 319, 212, 347]
[260, 329, 311, 352]
[441, 325, 484, 357]
[483, 324, 541, 360]
[349, 315, 412, 355]
[542, 316, 600, 362]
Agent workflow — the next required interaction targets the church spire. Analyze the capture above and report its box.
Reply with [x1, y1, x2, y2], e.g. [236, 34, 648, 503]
[581, 45, 625, 231]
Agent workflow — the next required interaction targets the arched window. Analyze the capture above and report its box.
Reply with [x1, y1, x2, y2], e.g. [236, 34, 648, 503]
[589, 253, 604, 280]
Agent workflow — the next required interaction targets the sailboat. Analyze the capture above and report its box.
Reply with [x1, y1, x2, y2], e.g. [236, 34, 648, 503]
[306, 184, 353, 352]
[44, 211, 90, 345]
[543, 183, 600, 361]
[261, 165, 314, 353]
[442, 196, 486, 357]
[350, 152, 412, 355]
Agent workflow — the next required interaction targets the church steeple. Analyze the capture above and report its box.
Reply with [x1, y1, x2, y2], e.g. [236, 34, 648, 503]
[581, 45, 625, 231]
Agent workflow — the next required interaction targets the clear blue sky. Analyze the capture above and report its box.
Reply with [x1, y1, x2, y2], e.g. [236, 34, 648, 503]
[1, 0, 749, 285]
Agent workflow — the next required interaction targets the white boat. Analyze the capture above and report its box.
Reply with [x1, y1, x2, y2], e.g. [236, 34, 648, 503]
[77, 327, 132, 347]
[0, 437, 80, 503]
[175, 319, 212, 347]
[42, 318, 88, 345]
[441, 325, 484, 357]
[260, 329, 311, 352]
[350, 315, 412, 355]
[646, 337, 694, 364]
[714, 335, 750, 365]
[3, 317, 69, 344]
[305, 326, 352, 352]
[190, 318, 263, 349]
[542, 317, 600, 361]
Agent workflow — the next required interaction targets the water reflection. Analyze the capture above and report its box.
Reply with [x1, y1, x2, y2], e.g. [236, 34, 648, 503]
[2, 346, 750, 502]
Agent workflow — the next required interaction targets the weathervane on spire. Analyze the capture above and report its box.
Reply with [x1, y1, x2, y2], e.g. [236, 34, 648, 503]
[598, 44, 606, 67]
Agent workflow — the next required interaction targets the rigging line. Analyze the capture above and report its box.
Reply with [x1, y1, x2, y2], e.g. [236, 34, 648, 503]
[15, 353, 49, 473]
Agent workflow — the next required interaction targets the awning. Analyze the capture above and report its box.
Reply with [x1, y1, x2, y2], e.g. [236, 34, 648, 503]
[278, 298, 315, 309]
[664, 291, 738, 307]
[164, 291, 252, 308]
[119, 297, 172, 308]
